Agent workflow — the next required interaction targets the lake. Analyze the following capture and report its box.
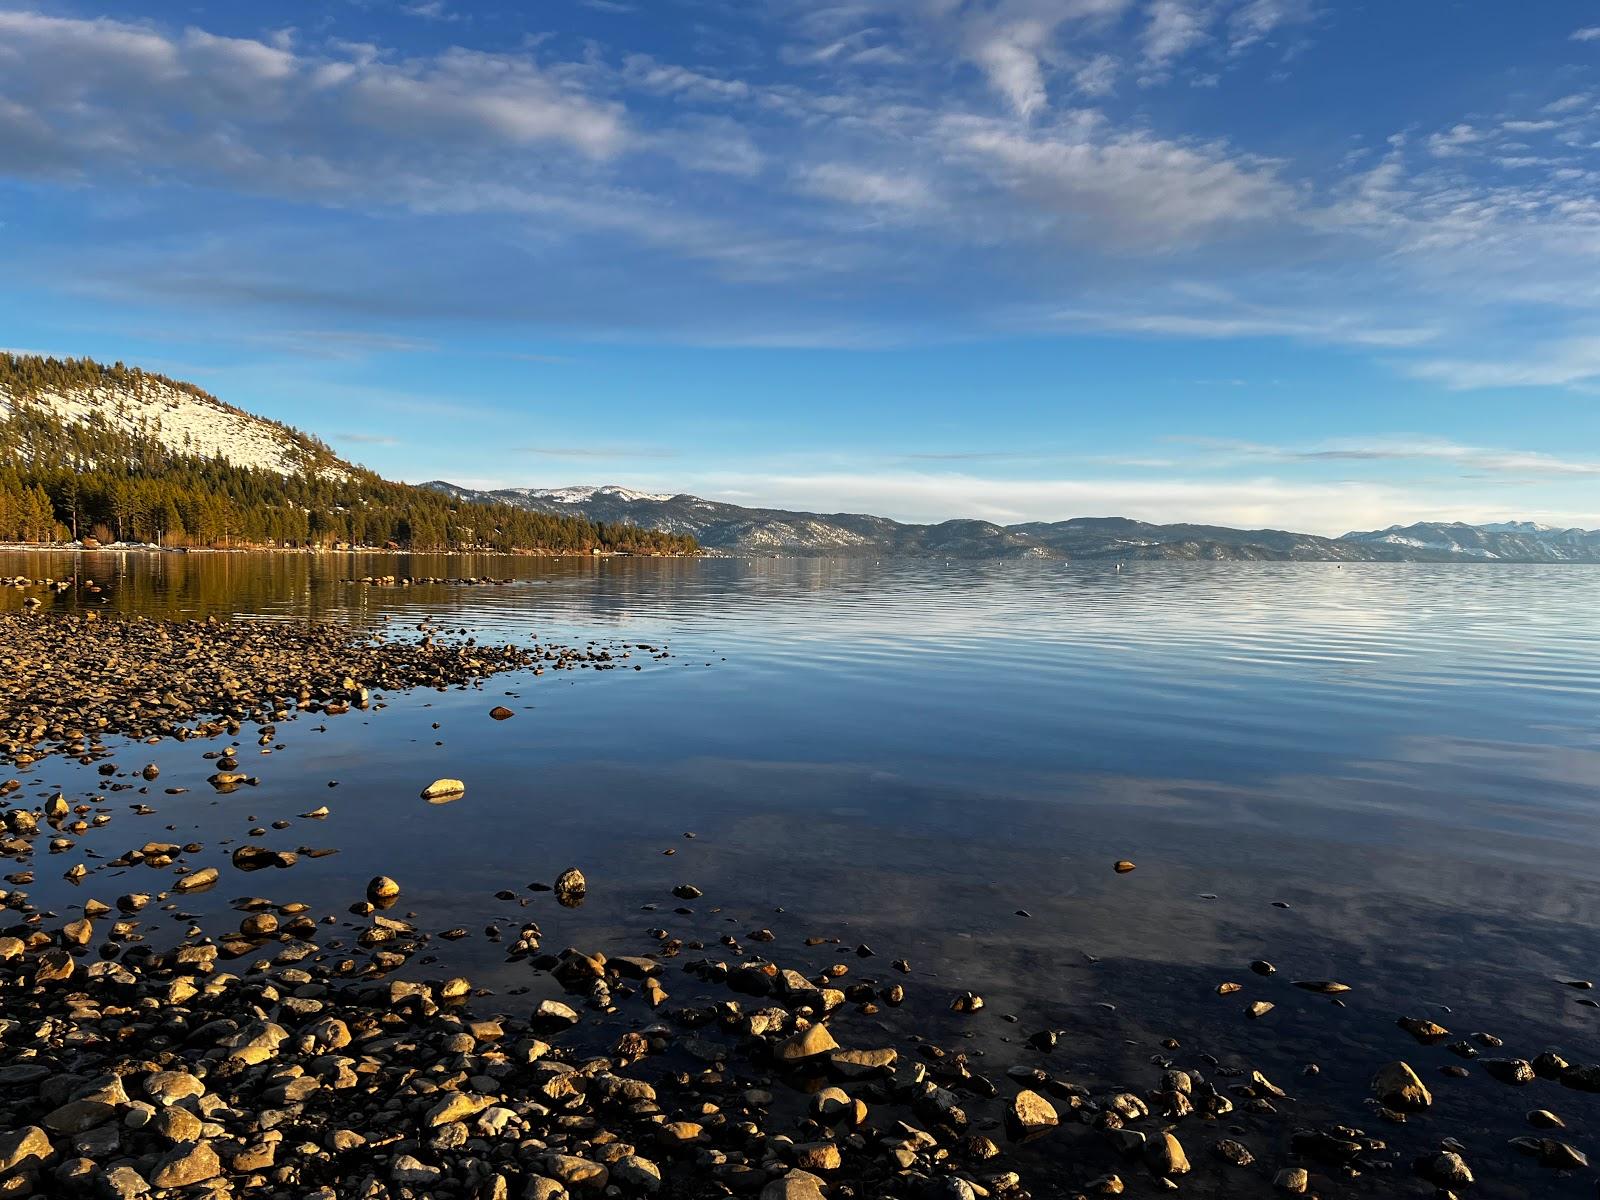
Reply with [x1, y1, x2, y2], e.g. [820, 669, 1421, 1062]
[4, 550, 1599, 1196]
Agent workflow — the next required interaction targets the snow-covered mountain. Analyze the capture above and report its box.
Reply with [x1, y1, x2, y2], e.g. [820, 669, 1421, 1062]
[499, 485, 674, 505]
[1340, 521, 1600, 561]
[426, 481, 1600, 561]
[0, 364, 345, 479]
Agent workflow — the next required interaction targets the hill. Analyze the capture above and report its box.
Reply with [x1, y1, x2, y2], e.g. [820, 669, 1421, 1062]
[0, 355, 697, 555]
[427, 482, 1600, 562]
[1341, 521, 1600, 562]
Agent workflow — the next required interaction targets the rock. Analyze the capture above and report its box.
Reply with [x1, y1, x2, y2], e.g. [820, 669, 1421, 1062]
[532, 999, 580, 1028]
[490, 706, 515, 720]
[611, 1156, 663, 1192]
[1273, 1167, 1309, 1193]
[173, 866, 218, 893]
[43, 1099, 118, 1134]
[421, 778, 466, 801]
[1292, 979, 1352, 994]
[793, 1142, 842, 1171]
[761, 1169, 828, 1200]
[231, 845, 298, 870]
[427, 1093, 495, 1126]
[1005, 1089, 1058, 1141]
[0, 1126, 52, 1173]
[149, 1140, 222, 1189]
[1373, 1061, 1432, 1110]
[144, 1072, 204, 1106]
[102, 1165, 151, 1199]
[1113, 860, 1136, 873]
[775, 1022, 839, 1062]
[1418, 1150, 1473, 1189]
[1483, 1058, 1536, 1086]
[392, 1154, 443, 1184]
[829, 1047, 897, 1078]
[554, 867, 586, 903]
[1148, 1132, 1191, 1176]
[544, 1155, 608, 1190]
[366, 875, 400, 902]
[1213, 1139, 1254, 1167]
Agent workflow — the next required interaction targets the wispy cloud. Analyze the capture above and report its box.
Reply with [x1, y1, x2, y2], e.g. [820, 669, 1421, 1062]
[1179, 436, 1600, 478]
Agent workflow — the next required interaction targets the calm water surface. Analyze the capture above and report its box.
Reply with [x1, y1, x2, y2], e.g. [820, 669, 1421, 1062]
[5, 551, 1600, 1195]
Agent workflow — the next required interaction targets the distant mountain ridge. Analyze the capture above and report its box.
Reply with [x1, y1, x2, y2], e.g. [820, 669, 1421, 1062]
[1340, 521, 1600, 561]
[425, 481, 1600, 562]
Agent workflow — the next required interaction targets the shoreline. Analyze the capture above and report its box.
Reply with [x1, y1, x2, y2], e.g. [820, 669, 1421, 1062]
[0, 543, 698, 559]
[1, 612, 1595, 1197]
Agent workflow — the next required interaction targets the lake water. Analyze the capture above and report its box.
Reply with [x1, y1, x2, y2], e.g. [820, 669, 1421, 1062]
[4, 550, 1599, 1196]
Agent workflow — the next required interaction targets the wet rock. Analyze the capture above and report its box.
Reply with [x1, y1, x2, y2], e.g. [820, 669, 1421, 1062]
[1373, 1061, 1433, 1110]
[775, 1022, 839, 1062]
[421, 777, 467, 801]
[1417, 1150, 1474, 1189]
[1005, 1089, 1058, 1141]
[1398, 1016, 1450, 1044]
[554, 867, 587, 904]
[366, 875, 400, 902]
[1213, 1139, 1254, 1167]
[1482, 1058, 1536, 1086]
[172, 866, 218, 893]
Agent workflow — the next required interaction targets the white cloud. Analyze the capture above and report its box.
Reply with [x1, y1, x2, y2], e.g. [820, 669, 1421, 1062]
[1142, 0, 1210, 66]
[952, 113, 1292, 246]
[1426, 123, 1482, 157]
[1072, 53, 1120, 96]
[681, 469, 1482, 535]
[0, 10, 628, 171]
[1571, 26, 1600, 42]
[1188, 435, 1600, 477]
[797, 162, 937, 210]
[1050, 307, 1438, 348]
[1407, 338, 1600, 390]
[1227, 0, 1315, 53]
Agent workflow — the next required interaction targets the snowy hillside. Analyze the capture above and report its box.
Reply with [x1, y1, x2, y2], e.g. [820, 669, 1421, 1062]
[0, 369, 343, 479]
[503, 484, 676, 504]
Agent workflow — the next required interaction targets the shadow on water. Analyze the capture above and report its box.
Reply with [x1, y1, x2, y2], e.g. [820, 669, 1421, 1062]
[5, 551, 1600, 1195]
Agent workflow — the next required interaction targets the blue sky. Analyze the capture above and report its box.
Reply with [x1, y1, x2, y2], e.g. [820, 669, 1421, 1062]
[4, 1, 1600, 533]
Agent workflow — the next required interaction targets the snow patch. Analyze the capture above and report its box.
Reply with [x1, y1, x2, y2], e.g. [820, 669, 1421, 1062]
[514, 484, 674, 504]
[1, 378, 344, 480]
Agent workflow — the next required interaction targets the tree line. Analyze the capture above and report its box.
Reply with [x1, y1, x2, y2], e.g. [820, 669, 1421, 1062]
[0, 355, 698, 555]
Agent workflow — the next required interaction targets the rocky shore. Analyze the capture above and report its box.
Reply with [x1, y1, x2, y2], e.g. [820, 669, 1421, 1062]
[2, 613, 1597, 1199]
[0, 612, 629, 767]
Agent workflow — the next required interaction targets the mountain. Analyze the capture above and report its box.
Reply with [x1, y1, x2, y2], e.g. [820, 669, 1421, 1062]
[417, 482, 1393, 560]
[0, 354, 346, 480]
[0, 355, 696, 554]
[426, 481, 1600, 562]
[1340, 521, 1600, 562]
[5, 354, 1590, 562]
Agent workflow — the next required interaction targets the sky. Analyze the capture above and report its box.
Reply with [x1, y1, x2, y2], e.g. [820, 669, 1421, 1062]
[4, 1, 1600, 534]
